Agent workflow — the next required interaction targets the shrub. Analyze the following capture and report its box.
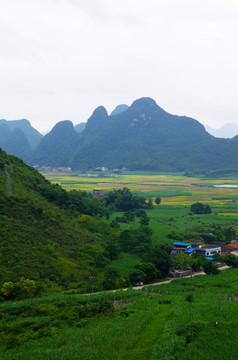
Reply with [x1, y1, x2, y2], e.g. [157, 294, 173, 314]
[190, 202, 211, 214]
[185, 294, 193, 302]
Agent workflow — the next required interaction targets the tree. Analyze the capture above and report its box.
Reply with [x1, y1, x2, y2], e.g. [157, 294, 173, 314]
[0, 282, 15, 299]
[173, 252, 191, 270]
[145, 245, 172, 278]
[224, 227, 236, 242]
[139, 216, 150, 226]
[147, 198, 154, 209]
[202, 260, 220, 275]
[213, 252, 221, 262]
[106, 188, 146, 211]
[190, 252, 203, 271]
[155, 197, 161, 205]
[190, 202, 211, 214]
[223, 254, 238, 268]
[129, 262, 160, 284]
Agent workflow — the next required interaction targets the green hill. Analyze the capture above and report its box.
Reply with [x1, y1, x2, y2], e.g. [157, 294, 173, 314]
[31, 98, 238, 173]
[32, 120, 78, 166]
[0, 148, 118, 291]
[0, 119, 43, 162]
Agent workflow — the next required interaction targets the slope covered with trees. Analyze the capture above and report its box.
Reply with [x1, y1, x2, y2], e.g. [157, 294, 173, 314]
[0, 149, 172, 294]
[30, 97, 238, 173]
[0, 148, 119, 291]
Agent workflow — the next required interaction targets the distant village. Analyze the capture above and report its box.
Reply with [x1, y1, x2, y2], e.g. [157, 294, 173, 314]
[33, 165, 129, 174]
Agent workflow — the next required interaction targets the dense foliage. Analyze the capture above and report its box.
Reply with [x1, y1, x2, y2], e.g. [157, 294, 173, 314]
[105, 187, 148, 211]
[0, 149, 121, 292]
[190, 202, 212, 214]
[0, 149, 173, 296]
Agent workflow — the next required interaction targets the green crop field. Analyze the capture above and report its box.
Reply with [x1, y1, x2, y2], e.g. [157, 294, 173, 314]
[42, 172, 238, 243]
[1, 269, 238, 359]
[43, 171, 238, 206]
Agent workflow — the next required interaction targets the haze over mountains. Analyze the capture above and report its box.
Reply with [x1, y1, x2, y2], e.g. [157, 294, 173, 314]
[1, 97, 238, 174]
[205, 123, 238, 138]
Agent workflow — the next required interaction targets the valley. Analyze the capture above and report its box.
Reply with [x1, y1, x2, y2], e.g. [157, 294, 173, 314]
[44, 171, 238, 241]
[1, 151, 238, 359]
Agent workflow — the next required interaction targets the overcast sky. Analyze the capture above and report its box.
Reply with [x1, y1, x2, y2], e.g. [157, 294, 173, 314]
[0, 0, 238, 133]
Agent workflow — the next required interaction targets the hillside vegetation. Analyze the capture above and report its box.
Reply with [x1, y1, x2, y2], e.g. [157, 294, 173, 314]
[0, 148, 119, 291]
[3, 98, 238, 175]
[1, 268, 238, 359]
[31, 97, 238, 173]
[0, 149, 174, 295]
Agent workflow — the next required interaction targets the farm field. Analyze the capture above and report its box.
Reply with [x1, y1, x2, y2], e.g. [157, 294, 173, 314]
[43, 171, 238, 206]
[43, 172, 238, 242]
[1, 268, 238, 360]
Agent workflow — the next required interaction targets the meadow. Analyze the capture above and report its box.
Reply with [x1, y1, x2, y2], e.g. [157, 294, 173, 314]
[44, 171, 238, 206]
[1, 269, 238, 359]
[44, 171, 238, 242]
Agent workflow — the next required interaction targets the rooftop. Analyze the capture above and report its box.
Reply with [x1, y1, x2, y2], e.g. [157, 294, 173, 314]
[228, 242, 238, 249]
[172, 242, 191, 247]
[185, 248, 195, 254]
[205, 256, 214, 261]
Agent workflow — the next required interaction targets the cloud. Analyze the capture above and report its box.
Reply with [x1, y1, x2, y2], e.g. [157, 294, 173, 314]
[0, 0, 238, 132]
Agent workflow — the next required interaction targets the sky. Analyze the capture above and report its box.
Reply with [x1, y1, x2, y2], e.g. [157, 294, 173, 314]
[0, 0, 238, 133]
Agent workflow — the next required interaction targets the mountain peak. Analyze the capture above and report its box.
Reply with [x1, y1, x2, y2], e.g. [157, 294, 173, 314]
[131, 97, 158, 110]
[92, 106, 108, 118]
[86, 106, 108, 128]
[51, 120, 75, 134]
[110, 104, 129, 116]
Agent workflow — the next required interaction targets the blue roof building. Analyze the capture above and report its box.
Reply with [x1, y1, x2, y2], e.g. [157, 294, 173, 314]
[172, 242, 191, 247]
[205, 256, 214, 261]
[185, 247, 195, 254]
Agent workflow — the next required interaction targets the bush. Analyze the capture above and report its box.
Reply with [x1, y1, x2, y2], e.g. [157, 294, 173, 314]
[190, 202, 211, 214]
[223, 254, 238, 268]
[0, 278, 42, 300]
[202, 260, 220, 275]
[185, 294, 193, 302]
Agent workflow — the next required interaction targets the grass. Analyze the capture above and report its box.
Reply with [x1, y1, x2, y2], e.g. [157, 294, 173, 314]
[123, 304, 171, 360]
[2, 269, 238, 359]
[43, 171, 238, 205]
[110, 252, 142, 277]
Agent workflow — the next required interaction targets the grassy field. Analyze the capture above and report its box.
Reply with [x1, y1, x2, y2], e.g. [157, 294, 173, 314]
[43, 171, 238, 243]
[43, 171, 238, 206]
[1, 269, 238, 359]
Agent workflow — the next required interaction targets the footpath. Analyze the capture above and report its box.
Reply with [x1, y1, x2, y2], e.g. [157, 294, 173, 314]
[131, 265, 229, 290]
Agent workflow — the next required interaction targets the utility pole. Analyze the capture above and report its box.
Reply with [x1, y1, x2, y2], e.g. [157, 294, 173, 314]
[5, 164, 13, 196]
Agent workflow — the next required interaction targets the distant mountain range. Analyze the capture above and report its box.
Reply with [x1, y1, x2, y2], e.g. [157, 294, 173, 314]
[0, 119, 43, 159]
[205, 123, 238, 138]
[1, 98, 238, 174]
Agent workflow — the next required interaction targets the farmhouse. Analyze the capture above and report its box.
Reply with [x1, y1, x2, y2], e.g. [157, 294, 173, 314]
[184, 247, 195, 255]
[195, 246, 221, 257]
[169, 269, 193, 278]
[93, 189, 104, 199]
[171, 242, 191, 256]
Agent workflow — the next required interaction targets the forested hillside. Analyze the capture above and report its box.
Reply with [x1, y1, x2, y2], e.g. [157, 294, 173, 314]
[0, 119, 43, 161]
[0, 149, 172, 295]
[30, 98, 238, 173]
[0, 148, 119, 292]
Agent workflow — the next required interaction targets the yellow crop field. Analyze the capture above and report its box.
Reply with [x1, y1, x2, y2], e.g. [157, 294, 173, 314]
[218, 213, 238, 216]
[42, 171, 238, 209]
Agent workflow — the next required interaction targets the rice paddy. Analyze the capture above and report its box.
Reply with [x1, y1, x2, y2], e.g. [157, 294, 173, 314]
[43, 172, 238, 206]
[43, 172, 238, 237]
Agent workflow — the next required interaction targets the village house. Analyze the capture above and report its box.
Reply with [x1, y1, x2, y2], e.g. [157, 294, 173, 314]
[93, 189, 104, 199]
[171, 242, 191, 256]
[195, 246, 221, 257]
